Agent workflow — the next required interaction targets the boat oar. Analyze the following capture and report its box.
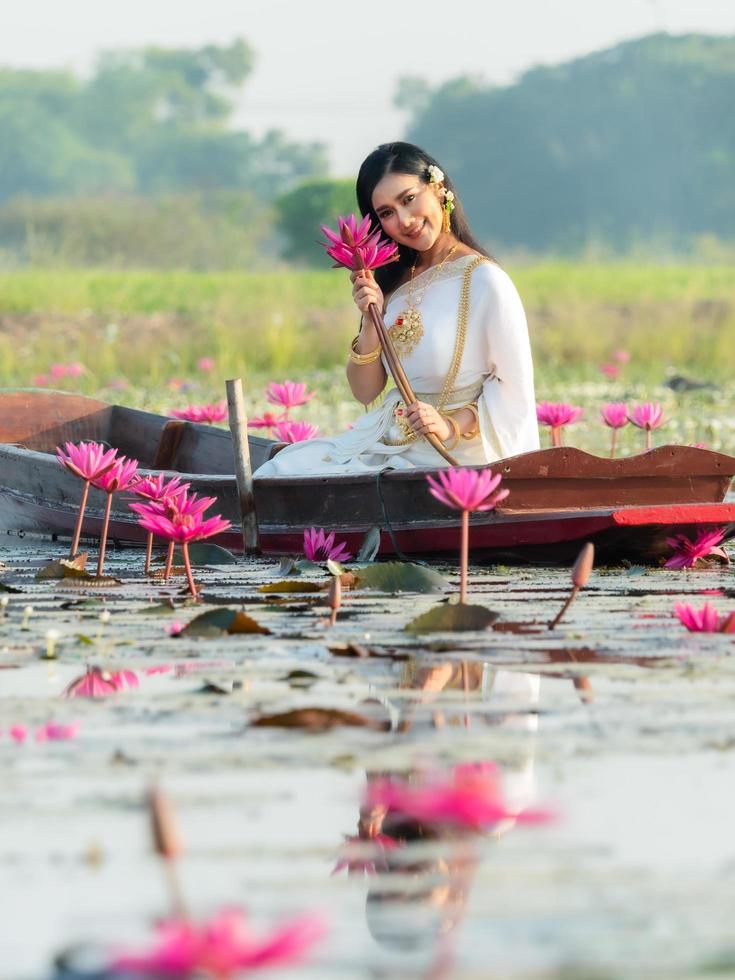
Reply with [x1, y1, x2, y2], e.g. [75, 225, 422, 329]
[148, 785, 188, 920]
[226, 378, 260, 555]
[548, 542, 595, 630]
[357, 260, 458, 467]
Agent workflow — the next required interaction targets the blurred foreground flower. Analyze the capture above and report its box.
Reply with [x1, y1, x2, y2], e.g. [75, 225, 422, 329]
[332, 834, 399, 877]
[273, 420, 319, 444]
[303, 527, 352, 564]
[426, 468, 508, 603]
[674, 602, 735, 633]
[265, 381, 315, 417]
[366, 763, 553, 833]
[56, 441, 120, 558]
[171, 402, 228, 424]
[111, 906, 326, 978]
[197, 357, 216, 372]
[320, 213, 399, 272]
[600, 362, 620, 379]
[536, 402, 583, 447]
[63, 666, 139, 698]
[628, 402, 664, 450]
[665, 528, 729, 569]
[248, 411, 286, 433]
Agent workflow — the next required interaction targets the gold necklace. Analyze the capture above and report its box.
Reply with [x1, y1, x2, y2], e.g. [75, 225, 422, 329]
[389, 241, 460, 357]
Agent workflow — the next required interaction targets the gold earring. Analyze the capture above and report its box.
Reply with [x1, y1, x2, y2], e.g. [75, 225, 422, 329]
[442, 189, 455, 234]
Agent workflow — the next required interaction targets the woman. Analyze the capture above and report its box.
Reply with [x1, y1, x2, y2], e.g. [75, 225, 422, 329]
[256, 142, 538, 477]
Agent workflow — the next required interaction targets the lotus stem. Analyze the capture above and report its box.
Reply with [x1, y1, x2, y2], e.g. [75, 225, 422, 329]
[328, 574, 341, 627]
[609, 429, 617, 459]
[70, 480, 90, 558]
[96, 492, 113, 577]
[181, 542, 198, 598]
[549, 585, 578, 630]
[149, 787, 188, 920]
[549, 543, 595, 630]
[164, 541, 175, 580]
[459, 509, 469, 604]
[551, 427, 562, 448]
[144, 532, 154, 575]
[646, 428, 652, 451]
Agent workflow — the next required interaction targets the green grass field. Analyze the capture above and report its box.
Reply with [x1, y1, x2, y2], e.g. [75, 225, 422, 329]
[0, 264, 733, 455]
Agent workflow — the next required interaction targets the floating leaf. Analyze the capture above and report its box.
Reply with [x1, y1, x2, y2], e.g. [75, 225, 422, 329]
[251, 706, 389, 732]
[354, 562, 450, 594]
[35, 553, 89, 581]
[0, 579, 24, 594]
[328, 642, 409, 661]
[74, 633, 95, 645]
[258, 580, 324, 594]
[356, 527, 381, 563]
[294, 558, 323, 574]
[277, 556, 299, 576]
[182, 607, 270, 637]
[172, 543, 237, 565]
[281, 669, 321, 687]
[139, 601, 178, 615]
[405, 602, 500, 633]
[198, 679, 242, 695]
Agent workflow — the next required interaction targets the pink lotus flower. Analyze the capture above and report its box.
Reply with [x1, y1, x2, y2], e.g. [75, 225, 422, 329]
[366, 763, 553, 832]
[613, 349, 631, 364]
[674, 602, 735, 633]
[665, 528, 730, 569]
[62, 666, 139, 698]
[273, 420, 319, 443]
[111, 906, 326, 978]
[628, 402, 665, 450]
[66, 361, 85, 377]
[164, 621, 185, 637]
[248, 411, 286, 432]
[196, 357, 215, 372]
[332, 834, 399, 876]
[536, 402, 583, 447]
[32, 374, 49, 386]
[135, 491, 231, 597]
[426, 468, 508, 513]
[92, 456, 140, 494]
[50, 363, 68, 380]
[57, 441, 119, 483]
[600, 363, 620, 379]
[132, 475, 190, 574]
[427, 468, 508, 603]
[321, 213, 399, 272]
[56, 441, 121, 558]
[303, 527, 352, 563]
[601, 402, 629, 457]
[265, 381, 316, 415]
[170, 401, 228, 424]
[10, 724, 28, 744]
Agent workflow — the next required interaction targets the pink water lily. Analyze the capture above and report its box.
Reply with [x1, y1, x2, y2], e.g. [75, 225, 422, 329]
[90, 455, 140, 577]
[628, 402, 665, 450]
[427, 468, 508, 603]
[56, 441, 121, 558]
[265, 381, 315, 417]
[665, 528, 730, 569]
[32, 374, 49, 386]
[321, 213, 399, 272]
[366, 763, 553, 833]
[600, 363, 620, 379]
[248, 411, 286, 432]
[132, 475, 190, 574]
[111, 906, 326, 978]
[171, 402, 228, 424]
[536, 402, 583, 447]
[62, 666, 139, 698]
[135, 491, 231, 598]
[35, 721, 80, 741]
[613, 349, 631, 364]
[273, 420, 319, 443]
[303, 527, 352, 564]
[50, 363, 68, 380]
[196, 357, 215, 372]
[674, 602, 735, 633]
[601, 402, 629, 457]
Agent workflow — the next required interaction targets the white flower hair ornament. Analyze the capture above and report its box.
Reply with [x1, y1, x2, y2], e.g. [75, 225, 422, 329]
[427, 165, 455, 231]
[427, 164, 445, 184]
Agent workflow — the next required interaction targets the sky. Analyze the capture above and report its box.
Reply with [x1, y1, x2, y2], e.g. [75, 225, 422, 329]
[2, 0, 734, 174]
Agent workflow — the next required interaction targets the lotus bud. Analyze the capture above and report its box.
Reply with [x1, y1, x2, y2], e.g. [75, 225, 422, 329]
[328, 575, 342, 628]
[149, 785, 183, 860]
[21, 605, 34, 630]
[572, 543, 595, 588]
[43, 628, 60, 660]
[0, 596, 8, 618]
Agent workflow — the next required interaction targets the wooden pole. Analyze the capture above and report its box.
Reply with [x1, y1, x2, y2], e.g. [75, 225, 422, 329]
[226, 378, 260, 555]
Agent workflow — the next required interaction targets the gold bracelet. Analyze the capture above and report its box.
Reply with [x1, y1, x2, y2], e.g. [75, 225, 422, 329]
[349, 335, 382, 365]
[440, 412, 461, 450]
[461, 402, 481, 440]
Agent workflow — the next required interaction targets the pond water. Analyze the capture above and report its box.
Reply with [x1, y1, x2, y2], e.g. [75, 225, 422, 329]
[2, 535, 735, 979]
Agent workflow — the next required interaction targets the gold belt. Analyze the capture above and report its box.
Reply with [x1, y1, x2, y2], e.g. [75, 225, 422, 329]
[384, 383, 484, 446]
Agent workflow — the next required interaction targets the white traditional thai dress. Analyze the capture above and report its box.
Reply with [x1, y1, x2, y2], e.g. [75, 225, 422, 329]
[255, 254, 539, 476]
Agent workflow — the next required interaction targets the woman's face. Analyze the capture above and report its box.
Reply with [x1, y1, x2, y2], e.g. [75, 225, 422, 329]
[371, 171, 445, 251]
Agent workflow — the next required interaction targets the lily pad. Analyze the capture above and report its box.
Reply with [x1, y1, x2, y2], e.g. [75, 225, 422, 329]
[294, 558, 323, 574]
[35, 553, 89, 581]
[405, 602, 500, 633]
[0, 579, 24, 594]
[182, 607, 270, 637]
[258, 580, 324, 594]
[354, 561, 450, 594]
[172, 543, 237, 565]
[356, 527, 381, 563]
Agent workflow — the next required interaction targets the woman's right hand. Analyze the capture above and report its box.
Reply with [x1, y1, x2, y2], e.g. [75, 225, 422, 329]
[350, 269, 384, 315]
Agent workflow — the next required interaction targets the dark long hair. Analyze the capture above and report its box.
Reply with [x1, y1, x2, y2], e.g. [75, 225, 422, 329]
[356, 141, 492, 294]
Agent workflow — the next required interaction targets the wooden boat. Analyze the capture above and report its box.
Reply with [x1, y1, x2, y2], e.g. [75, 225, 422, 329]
[1, 389, 734, 563]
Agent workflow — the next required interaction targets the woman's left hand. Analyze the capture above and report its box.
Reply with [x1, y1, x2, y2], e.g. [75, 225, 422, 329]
[406, 401, 452, 441]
